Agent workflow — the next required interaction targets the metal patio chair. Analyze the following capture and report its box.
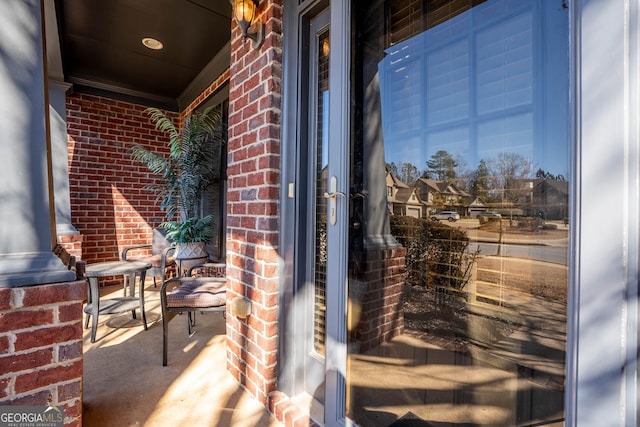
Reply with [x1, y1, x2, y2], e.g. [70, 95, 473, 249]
[121, 228, 176, 291]
[160, 262, 227, 366]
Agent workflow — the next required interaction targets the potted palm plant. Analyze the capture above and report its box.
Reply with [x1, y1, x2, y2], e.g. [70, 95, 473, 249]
[130, 106, 223, 273]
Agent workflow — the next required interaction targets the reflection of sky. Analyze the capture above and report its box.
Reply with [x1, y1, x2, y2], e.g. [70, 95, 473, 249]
[379, 0, 569, 177]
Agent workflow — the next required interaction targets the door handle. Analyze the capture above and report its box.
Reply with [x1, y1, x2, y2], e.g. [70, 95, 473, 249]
[323, 191, 346, 199]
[324, 176, 344, 226]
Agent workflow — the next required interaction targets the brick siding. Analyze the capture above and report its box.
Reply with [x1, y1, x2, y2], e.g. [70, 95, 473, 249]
[351, 247, 407, 352]
[65, 94, 175, 284]
[226, 0, 283, 410]
[57, 234, 84, 262]
[0, 281, 86, 427]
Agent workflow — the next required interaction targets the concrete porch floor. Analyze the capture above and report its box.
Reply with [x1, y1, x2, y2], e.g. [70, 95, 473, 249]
[82, 280, 282, 427]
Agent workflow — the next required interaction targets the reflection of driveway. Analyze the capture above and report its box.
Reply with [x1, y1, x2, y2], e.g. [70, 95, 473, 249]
[476, 256, 568, 303]
[348, 255, 567, 426]
[471, 241, 568, 264]
[461, 218, 569, 263]
[458, 219, 569, 246]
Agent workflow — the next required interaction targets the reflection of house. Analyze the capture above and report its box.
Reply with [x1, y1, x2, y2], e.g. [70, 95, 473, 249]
[467, 197, 489, 218]
[415, 178, 470, 214]
[386, 173, 479, 218]
[533, 180, 569, 220]
[386, 169, 423, 217]
[506, 178, 537, 205]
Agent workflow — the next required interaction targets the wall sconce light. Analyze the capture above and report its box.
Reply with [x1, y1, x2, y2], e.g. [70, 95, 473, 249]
[232, 0, 264, 50]
[230, 297, 252, 319]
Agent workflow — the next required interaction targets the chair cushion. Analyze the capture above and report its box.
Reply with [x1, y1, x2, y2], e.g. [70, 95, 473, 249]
[166, 280, 226, 308]
[129, 254, 175, 268]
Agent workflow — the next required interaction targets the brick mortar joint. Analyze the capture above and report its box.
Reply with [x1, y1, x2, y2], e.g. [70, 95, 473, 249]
[268, 391, 313, 425]
[2, 337, 83, 361]
[0, 315, 82, 335]
[1, 378, 82, 406]
[0, 356, 82, 384]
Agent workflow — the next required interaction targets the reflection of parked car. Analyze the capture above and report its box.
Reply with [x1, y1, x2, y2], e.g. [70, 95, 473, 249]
[478, 211, 502, 222]
[430, 211, 460, 222]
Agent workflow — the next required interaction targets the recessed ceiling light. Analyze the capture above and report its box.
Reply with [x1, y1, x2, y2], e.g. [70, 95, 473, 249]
[142, 37, 163, 50]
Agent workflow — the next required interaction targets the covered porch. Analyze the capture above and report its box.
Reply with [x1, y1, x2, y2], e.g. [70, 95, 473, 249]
[80, 279, 279, 426]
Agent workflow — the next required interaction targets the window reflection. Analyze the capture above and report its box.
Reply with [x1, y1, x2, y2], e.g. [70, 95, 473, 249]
[347, 0, 569, 425]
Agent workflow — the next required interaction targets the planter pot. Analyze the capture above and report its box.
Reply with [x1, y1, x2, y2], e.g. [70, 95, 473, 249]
[174, 242, 209, 275]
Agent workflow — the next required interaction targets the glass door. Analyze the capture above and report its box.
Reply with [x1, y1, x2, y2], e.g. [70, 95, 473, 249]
[292, 4, 351, 424]
[304, 8, 331, 400]
[343, 1, 570, 426]
[288, 6, 334, 417]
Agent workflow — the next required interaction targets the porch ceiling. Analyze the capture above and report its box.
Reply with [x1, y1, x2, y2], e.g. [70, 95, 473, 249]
[49, 0, 232, 111]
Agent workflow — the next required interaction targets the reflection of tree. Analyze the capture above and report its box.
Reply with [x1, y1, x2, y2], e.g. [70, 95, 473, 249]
[469, 159, 491, 200]
[399, 162, 420, 185]
[487, 153, 533, 204]
[431, 192, 447, 208]
[453, 154, 470, 190]
[426, 150, 457, 181]
[536, 168, 566, 181]
[388, 161, 420, 185]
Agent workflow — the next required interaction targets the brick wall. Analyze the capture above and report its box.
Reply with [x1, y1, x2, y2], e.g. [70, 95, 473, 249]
[66, 94, 175, 283]
[57, 234, 84, 262]
[0, 281, 86, 427]
[351, 247, 407, 352]
[226, 0, 283, 408]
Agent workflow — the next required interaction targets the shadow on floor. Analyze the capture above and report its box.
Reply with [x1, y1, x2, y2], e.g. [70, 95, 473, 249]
[82, 281, 281, 427]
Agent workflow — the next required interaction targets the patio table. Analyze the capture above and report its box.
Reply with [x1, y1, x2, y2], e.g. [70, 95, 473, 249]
[84, 260, 152, 342]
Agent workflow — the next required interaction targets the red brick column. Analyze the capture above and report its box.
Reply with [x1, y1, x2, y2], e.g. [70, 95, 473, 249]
[0, 280, 86, 427]
[350, 247, 407, 352]
[226, 0, 283, 406]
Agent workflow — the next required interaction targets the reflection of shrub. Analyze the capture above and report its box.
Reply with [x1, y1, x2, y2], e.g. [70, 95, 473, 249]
[479, 216, 500, 225]
[513, 216, 544, 231]
[390, 215, 477, 290]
